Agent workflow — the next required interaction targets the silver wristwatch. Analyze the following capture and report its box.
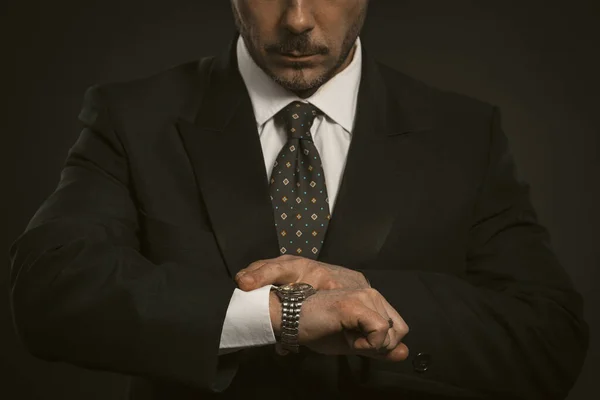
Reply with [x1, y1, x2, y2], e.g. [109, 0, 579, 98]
[272, 282, 316, 355]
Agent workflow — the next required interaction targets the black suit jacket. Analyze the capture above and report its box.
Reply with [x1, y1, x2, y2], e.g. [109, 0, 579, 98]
[10, 32, 589, 400]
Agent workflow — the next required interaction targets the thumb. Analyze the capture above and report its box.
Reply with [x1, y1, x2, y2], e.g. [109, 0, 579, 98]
[236, 262, 298, 290]
[342, 306, 389, 352]
[344, 328, 409, 362]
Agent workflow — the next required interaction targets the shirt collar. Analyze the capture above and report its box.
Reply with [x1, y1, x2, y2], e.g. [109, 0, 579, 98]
[236, 35, 362, 134]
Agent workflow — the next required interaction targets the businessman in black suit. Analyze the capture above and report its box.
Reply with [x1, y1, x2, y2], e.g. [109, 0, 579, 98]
[9, 1, 589, 399]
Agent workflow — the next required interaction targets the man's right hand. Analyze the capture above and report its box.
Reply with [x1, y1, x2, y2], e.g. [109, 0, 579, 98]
[270, 288, 409, 362]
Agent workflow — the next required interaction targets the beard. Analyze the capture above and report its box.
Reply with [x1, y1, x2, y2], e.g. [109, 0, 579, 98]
[266, 31, 359, 94]
[232, 2, 367, 94]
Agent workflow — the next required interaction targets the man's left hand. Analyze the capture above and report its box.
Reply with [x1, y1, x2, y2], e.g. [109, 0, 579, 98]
[235, 254, 371, 291]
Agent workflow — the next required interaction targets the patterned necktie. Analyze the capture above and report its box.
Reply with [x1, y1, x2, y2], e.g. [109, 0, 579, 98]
[269, 101, 331, 259]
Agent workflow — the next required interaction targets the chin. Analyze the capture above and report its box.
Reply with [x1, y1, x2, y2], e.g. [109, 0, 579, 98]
[275, 76, 324, 93]
[269, 68, 327, 91]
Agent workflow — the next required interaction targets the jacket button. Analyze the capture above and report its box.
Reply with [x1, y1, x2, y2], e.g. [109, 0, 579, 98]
[412, 352, 432, 373]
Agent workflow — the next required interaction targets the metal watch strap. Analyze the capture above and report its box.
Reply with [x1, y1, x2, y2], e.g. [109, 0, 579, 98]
[279, 292, 306, 354]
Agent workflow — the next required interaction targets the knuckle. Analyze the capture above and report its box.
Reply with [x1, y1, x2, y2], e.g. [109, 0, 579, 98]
[396, 322, 409, 336]
[323, 279, 341, 290]
[311, 262, 328, 276]
[322, 279, 335, 290]
[336, 296, 351, 308]
[356, 287, 379, 301]
[311, 264, 336, 287]
[374, 320, 389, 333]
[335, 297, 355, 314]
[401, 323, 410, 335]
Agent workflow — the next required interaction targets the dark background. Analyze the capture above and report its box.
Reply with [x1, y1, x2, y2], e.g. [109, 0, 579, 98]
[1, 0, 598, 398]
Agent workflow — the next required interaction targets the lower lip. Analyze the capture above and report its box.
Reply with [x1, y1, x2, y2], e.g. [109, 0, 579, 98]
[277, 53, 320, 61]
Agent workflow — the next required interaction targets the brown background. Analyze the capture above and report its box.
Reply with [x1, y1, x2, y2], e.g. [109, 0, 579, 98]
[1, 0, 598, 398]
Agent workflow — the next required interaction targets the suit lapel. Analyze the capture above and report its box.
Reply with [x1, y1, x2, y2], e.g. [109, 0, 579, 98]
[177, 34, 280, 280]
[318, 48, 433, 270]
[177, 33, 432, 279]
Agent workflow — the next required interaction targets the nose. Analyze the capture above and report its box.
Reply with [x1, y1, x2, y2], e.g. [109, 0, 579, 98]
[281, 0, 315, 34]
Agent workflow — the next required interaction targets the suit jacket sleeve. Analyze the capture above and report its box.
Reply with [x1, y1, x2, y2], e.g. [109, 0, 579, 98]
[9, 84, 240, 393]
[355, 106, 589, 400]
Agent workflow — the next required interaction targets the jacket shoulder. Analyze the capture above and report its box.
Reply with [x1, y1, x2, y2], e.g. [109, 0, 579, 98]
[376, 61, 496, 119]
[80, 57, 215, 126]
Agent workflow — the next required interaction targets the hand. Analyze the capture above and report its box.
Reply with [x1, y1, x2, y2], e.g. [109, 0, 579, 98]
[277, 287, 409, 362]
[235, 254, 370, 291]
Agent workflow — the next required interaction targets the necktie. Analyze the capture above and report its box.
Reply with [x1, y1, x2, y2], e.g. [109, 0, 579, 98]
[269, 101, 331, 260]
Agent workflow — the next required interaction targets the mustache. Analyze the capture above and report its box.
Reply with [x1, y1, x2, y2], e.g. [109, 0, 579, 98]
[265, 35, 329, 55]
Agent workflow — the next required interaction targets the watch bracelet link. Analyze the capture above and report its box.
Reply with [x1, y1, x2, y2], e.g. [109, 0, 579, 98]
[279, 294, 305, 353]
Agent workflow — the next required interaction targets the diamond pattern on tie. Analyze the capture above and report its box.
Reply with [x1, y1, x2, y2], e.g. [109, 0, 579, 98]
[270, 101, 331, 259]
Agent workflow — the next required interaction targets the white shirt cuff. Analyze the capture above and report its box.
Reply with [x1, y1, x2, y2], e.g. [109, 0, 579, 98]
[218, 284, 278, 355]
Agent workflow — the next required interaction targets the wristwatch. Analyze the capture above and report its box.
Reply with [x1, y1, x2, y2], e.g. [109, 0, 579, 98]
[272, 282, 316, 355]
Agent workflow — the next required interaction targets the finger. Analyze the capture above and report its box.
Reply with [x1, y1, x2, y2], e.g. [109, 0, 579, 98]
[369, 297, 394, 351]
[378, 298, 401, 350]
[240, 259, 270, 275]
[379, 296, 409, 340]
[235, 260, 268, 287]
[241, 255, 300, 274]
[236, 256, 303, 288]
[369, 296, 407, 358]
[357, 341, 410, 362]
[372, 302, 400, 354]
[345, 306, 391, 352]
[387, 342, 409, 362]
[237, 262, 298, 290]
[343, 329, 408, 362]
[364, 290, 408, 343]
[342, 329, 388, 357]
[355, 291, 395, 351]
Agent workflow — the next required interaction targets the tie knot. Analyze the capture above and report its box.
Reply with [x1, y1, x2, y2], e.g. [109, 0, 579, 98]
[278, 101, 321, 140]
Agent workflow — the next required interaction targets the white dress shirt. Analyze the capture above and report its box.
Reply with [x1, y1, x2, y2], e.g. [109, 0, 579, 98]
[218, 35, 363, 355]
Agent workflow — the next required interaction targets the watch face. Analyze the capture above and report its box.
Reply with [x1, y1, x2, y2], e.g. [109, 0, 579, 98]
[281, 282, 314, 292]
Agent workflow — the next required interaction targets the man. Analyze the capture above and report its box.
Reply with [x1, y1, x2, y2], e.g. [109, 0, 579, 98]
[9, 0, 588, 399]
